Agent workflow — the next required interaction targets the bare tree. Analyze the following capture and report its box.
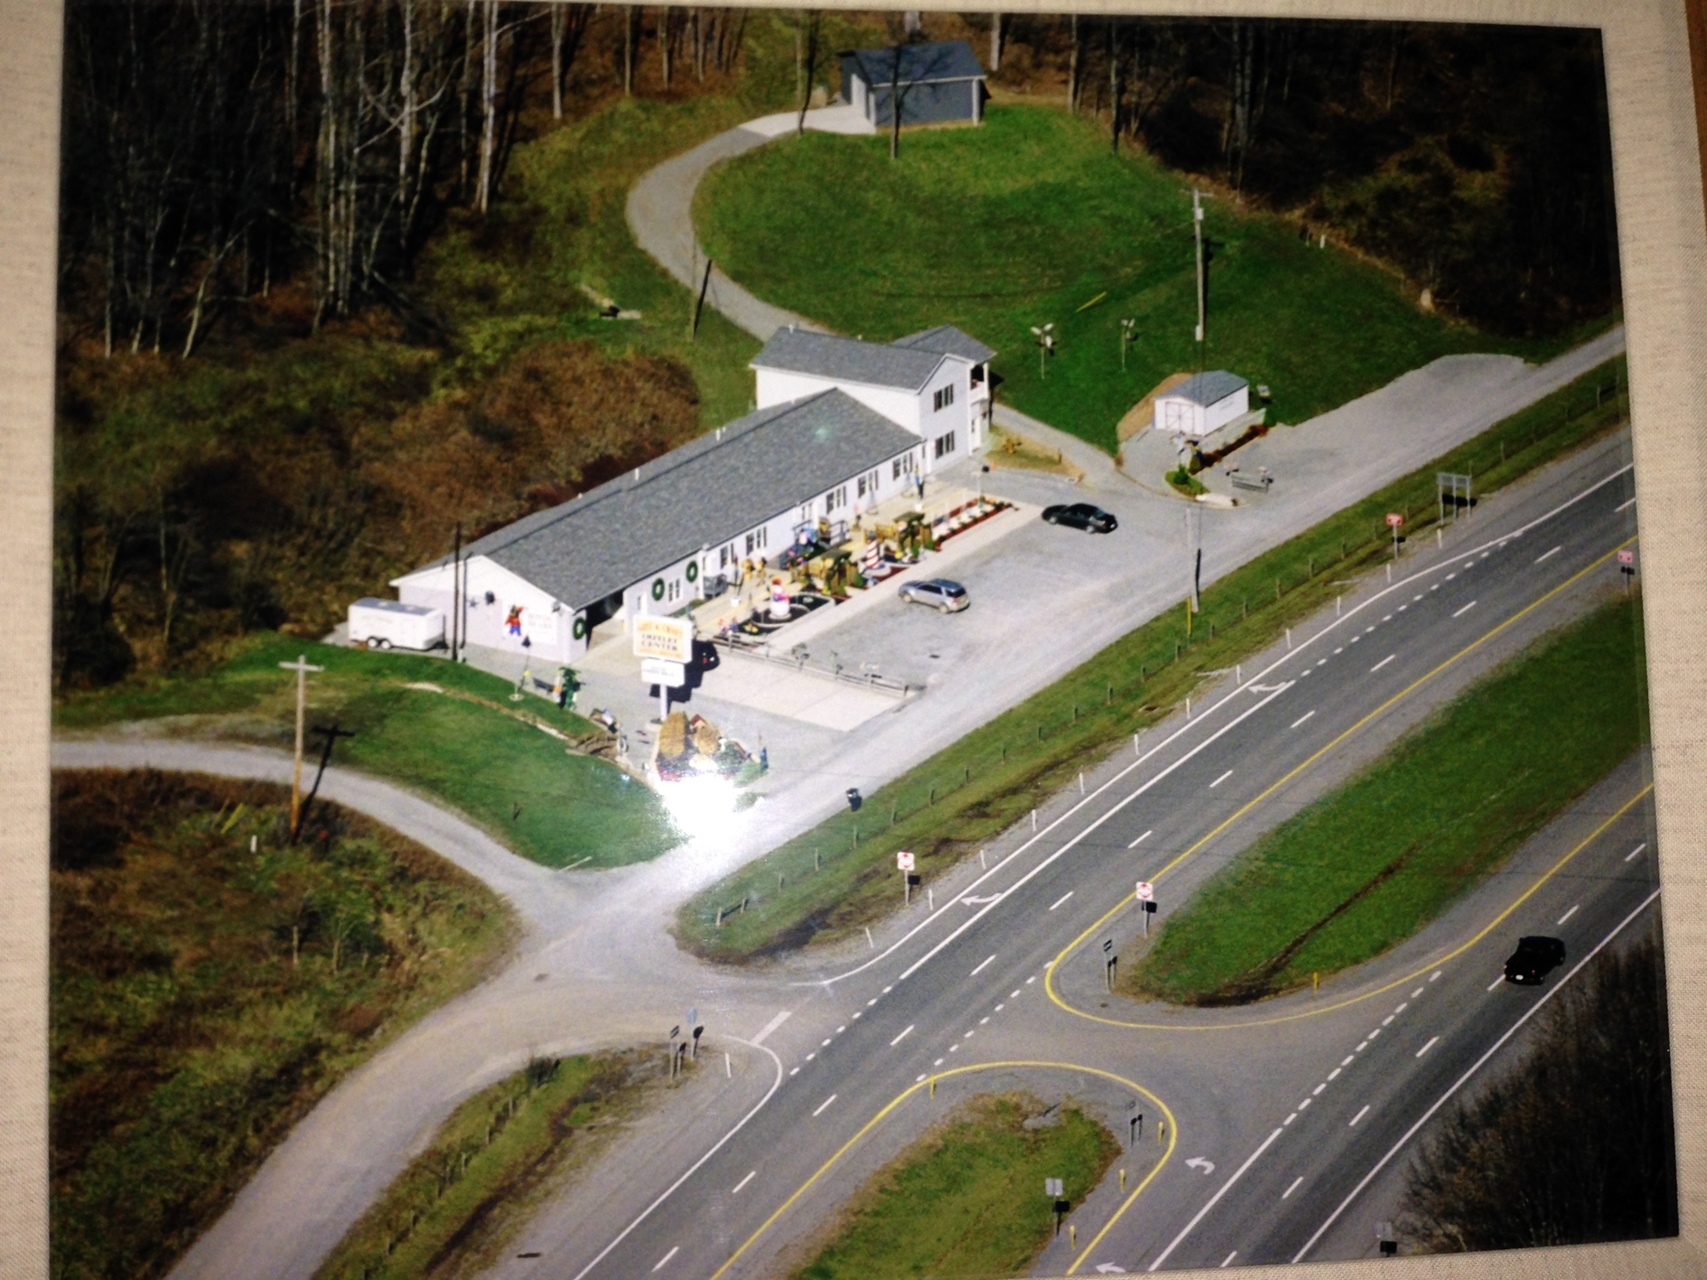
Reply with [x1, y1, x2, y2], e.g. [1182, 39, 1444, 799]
[795, 10, 821, 134]
[990, 12, 1002, 72]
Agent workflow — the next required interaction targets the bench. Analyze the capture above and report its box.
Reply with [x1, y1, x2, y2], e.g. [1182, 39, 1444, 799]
[1229, 471, 1273, 494]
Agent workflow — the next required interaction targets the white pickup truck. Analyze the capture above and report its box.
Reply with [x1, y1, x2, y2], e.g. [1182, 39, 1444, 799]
[347, 598, 445, 651]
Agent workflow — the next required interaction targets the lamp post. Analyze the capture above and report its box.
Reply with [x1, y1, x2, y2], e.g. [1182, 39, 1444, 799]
[1120, 317, 1136, 369]
[1030, 323, 1055, 379]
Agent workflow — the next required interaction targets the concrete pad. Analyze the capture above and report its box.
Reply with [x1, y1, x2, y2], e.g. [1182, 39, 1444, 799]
[699, 651, 902, 730]
[740, 104, 876, 138]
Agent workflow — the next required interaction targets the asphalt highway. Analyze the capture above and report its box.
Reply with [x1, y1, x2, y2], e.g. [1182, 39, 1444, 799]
[477, 435, 1658, 1280]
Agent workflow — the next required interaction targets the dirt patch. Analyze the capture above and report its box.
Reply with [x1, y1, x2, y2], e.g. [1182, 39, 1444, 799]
[1117, 371, 1196, 442]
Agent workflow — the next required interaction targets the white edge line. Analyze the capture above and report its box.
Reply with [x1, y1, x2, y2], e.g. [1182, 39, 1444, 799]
[1349, 1105, 1370, 1127]
[807, 461, 1634, 990]
[1149, 1127, 1285, 1270]
[1210, 769, 1233, 788]
[1625, 842, 1647, 862]
[749, 1009, 791, 1047]
[812, 1093, 837, 1117]
[1049, 891, 1074, 910]
[1452, 600, 1477, 618]
[1128, 829, 1154, 848]
[1616, 496, 1636, 512]
[1535, 545, 1561, 563]
[568, 1035, 784, 1280]
[1558, 904, 1580, 925]
[971, 954, 996, 977]
[1370, 654, 1396, 673]
[1290, 710, 1315, 729]
[1292, 887, 1660, 1264]
[1415, 1036, 1439, 1058]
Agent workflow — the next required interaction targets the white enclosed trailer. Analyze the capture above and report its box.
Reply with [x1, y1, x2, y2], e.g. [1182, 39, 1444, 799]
[348, 598, 445, 651]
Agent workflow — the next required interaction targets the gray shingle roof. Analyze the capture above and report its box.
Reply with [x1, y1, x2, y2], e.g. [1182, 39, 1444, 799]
[753, 327, 946, 392]
[891, 324, 996, 364]
[841, 40, 985, 86]
[410, 391, 920, 611]
[1162, 370, 1248, 407]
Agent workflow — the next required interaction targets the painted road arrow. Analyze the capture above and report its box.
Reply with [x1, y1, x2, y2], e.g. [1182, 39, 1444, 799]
[1185, 1157, 1217, 1175]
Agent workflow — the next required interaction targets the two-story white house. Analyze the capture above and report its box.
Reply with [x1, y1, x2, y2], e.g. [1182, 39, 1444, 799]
[751, 325, 996, 471]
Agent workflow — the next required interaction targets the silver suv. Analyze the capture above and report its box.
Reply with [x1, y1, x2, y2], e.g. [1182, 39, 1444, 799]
[898, 578, 970, 613]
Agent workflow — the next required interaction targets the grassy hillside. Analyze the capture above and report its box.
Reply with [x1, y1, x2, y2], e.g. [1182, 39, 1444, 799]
[696, 104, 1614, 452]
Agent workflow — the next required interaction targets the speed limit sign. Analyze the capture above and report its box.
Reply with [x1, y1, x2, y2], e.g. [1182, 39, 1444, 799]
[1385, 513, 1404, 528]
[1136, 881, 1154, 901]
[897, 851, 915, 872]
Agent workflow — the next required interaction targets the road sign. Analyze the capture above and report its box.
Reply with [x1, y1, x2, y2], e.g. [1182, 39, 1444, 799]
[1045, 1178, 1064, 1198]
[1386, 513, 1404, 527]
[1618, 548, 1635, 566]
[640, 657, 687, 687]
[897, 851, 915, 872]
[686, 1008, 698, 1030]
[1136, 881, 1154, 901]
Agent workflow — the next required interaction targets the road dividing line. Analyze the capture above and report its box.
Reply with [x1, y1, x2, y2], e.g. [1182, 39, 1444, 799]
[1626, 842, 1648, 862]
[1558, 904, 1580, 925]
[970, 955, 996, 977]
[1370, 654, 1396, 673]
[1487, 976, 1505, 991]
[1431, 970, 1442, 982]
[812, 1094, 837, 1117]
[1283, 1177, 1303, 1200]
[889, 1025, 914, 1047]
[1452, 600, 1477, 617]
[1349, 1106, 1370, 1127]
[732, 1170, 756, 1194]
[1416, 1037, 1439, 1058]
[1294, 889, 1662, 1265]
[750, 1010, 791, 1046]
[1616, 496, 1637, 512]
[1536, 545, 1561, 564]
[1049, 891, 1074, 911]
[1148, 1128, 1283, 1271]
[1128, 829, 1153, 848]
[1210, 769, 1233, 789]
[1221, 1251, 1238, 1267]
[652, 1246, 679, 1271]
[1290, 710, 1316, 729]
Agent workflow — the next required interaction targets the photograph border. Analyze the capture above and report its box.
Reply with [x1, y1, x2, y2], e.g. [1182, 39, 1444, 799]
[3, 0, 1703, 1276]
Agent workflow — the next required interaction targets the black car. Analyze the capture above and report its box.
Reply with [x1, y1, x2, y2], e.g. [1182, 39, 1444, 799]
[1504, 936, 1567, 985]
[1042, 502, 1118, 533]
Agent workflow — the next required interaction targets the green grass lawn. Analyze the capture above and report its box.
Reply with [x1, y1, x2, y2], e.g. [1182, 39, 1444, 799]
[676, 359, 1630, 962]
[314, 1050, 663, 1280]
[55, 633, 679, 869]
[696, 104, 1617, 453]
[793, 1094, 1118, 1280]
[51, 770, 517, 1280]
[1131, 593, 1647, 1006]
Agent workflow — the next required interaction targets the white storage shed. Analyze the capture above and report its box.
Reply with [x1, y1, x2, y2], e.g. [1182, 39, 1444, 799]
[1153, 370, 1254, 442]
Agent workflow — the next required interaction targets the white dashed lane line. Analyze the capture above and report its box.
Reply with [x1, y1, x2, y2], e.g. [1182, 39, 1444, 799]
[1536, 545, 1561, 564]
[1370, 654, 1396, 673]
[1128, 829, 1153, 848]
[1416, 1037, 1440, 1058]
[812, 1094, 837, 1117]
[1349, 1106, 1370, 1127]
[1049, 891, 1074, 911]
[890, 1025, 914, 1047]
[1626, 843, 1647, 862]
[1558, 904, 1580, 925]
[1290, 710, 1316, 729]
[652, 1246, 679, 1272]
[732, 1170, 756, 1194]
[1452, 600, 1477, 618]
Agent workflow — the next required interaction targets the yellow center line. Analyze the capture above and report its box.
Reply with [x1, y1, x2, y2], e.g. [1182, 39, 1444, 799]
[707, 1061, 1177, 1280]
[1046, 541, 1637, 1030]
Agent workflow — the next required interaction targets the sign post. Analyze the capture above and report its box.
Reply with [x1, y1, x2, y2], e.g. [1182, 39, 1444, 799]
[634, 615, 694, 721]
[898, 851, 915, 904]
[1618, 547, 1635, 592]
[1137, 881, 1155, 936]
[1046, 1177, 1067, 1234]
[1386, 512, 1404, 558]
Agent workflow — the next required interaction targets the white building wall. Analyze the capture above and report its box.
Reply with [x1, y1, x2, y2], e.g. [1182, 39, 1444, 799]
[755, 368, 925, 437]
[394, 556, 578, 663]
[1204, 386, 1250, 435]
[917, 362, 975, 470]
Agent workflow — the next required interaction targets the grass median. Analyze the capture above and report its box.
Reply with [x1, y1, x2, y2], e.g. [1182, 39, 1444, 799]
[790, 1094, 1118, 1280]
[1130, 592, 1646, 1005]
[51, 770, 517, 1280]
[676, 356, 1630, 963]
[313, 1049, 668, 1280]
[697, 103, 1616, 453]
[55, 633, 679, 869]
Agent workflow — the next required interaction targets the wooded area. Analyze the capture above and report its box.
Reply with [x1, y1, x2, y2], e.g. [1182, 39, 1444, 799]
[52, 7, 1620, 691]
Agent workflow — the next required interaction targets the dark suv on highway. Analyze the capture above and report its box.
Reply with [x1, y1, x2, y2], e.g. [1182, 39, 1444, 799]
[1503, 936, 1566, 985]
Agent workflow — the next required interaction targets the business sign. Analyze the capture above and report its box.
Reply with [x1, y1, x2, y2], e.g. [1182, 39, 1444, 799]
[633, 614, 693, 662]
[1385, 513, 1404, 527]
[640, 657, 687, 688]
[1136, 881, 1154, 901]
[896, 851, 915, 872]
[1045, 1178, 1064, 1198]
[1618, 548, 1635, 566]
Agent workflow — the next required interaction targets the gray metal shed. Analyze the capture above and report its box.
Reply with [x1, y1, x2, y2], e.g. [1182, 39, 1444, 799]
[839, 40, 987, 128]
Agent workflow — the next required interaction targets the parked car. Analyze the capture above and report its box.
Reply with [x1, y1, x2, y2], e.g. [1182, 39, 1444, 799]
[898, 579, 970, 612]
[1504, 936, 1567, 985]
[1042, 502, 1119, 533]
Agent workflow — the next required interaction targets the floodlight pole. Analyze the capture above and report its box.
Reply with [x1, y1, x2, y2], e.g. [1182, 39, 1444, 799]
[1192, 188, 1212, 372]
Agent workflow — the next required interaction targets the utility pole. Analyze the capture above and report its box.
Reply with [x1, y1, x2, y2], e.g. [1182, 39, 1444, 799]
[451, 522, 462, 662]
[1192, 188, 1212, 370]
[1185, 506, 1202, 614]
[278, 655, 325, 840]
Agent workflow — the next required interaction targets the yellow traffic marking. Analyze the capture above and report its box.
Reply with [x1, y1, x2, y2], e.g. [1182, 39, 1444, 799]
[1046, 541, 1642, 1031]
[708, 1061, 1177, 1280]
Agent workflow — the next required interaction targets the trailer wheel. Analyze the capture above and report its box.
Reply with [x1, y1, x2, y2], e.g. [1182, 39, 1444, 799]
[377, 638, 392, 650]
[365, 637, 383, 650]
